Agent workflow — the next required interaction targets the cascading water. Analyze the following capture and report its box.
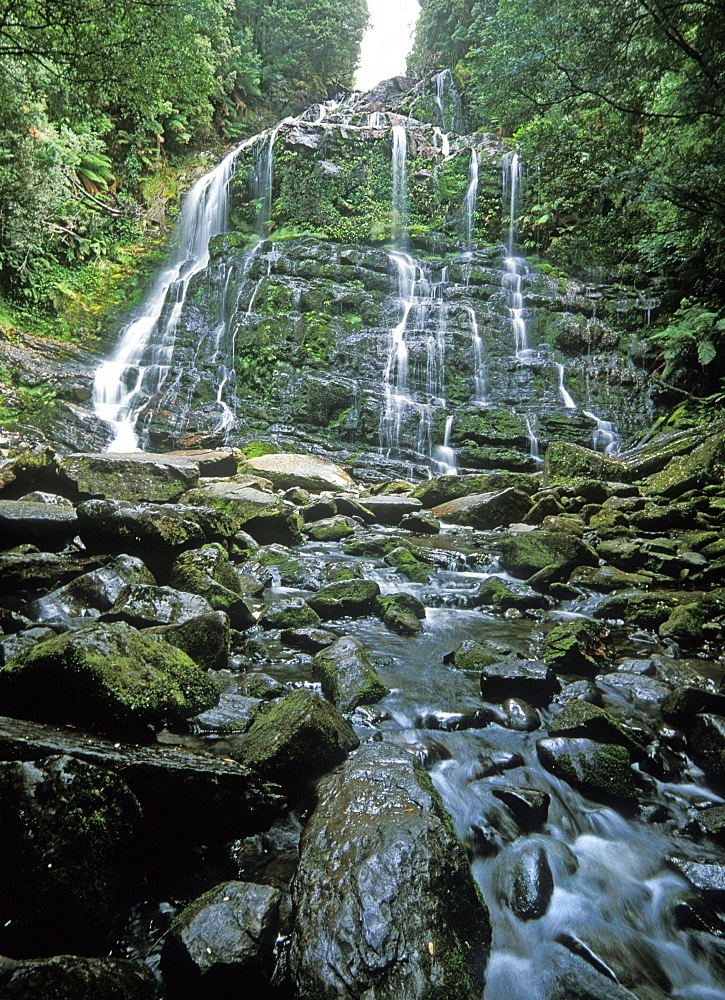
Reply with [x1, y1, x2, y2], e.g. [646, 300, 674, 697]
[556, 362, 577, 410]
[500, 152, 531, 361]
[464, 148, 479, 251]
[584, 409, 619, 454]
[391, 124, 409, 248]
[433, 68, 452, 131]
[467, 306, 486, 403]
[92, 140, 253, 451]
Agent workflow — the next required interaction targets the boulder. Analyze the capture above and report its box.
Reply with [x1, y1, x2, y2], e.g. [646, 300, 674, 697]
[568, 565, 651, 592]
[30, 554, 155, 621]
[500, 842, 554, 921]
[58, 451, 201, 502]
[498, 529, 598, 580]
[432, 488, 532, 529]
[0, 714, 284, 845]
[491, 786, 550, 831]
[240, 452, 356, 493]
[536, 737, 637, 801]
[161, 881, 280, 997]
[540, 619, 609, 675]
[0, 955, 158, 1000]
[230, 688, 358, 793]
[358, 495, 423, 526]
[286, 741, 490, 1000]
[544, 441, 630, 485]
[179, 483, 303, 546]
[644, 424, 725, 498]
[143, 611, 231, 671]
[279, 626, 339, 652]
[0, 551, 109, 608]
[302, 515, 357, 541]
[480, 660, 559, 705]
[0, 621, 220, 736]
[0, 754, 142, 954]
[474, 576, 550, 611]
[592, 590, 678, 629]
[399, 511, 441, 534]
[384, 545, 430, 583]
[307, 579, 381, 619]
[105, 584, 215, 628]
[375, 592, 426, 635]
[596, 671, 673, 707]
[410, 471, 538, 508]
[166, 448, 238, 477]
[549, 701, 645, 759]
[445, 639, 508, 672]
[258, 598, 321, 630]
[312, 636, 389, 712]
[168, 546, 256, 627]
[0, 500, 78, 551]
[687, 714, 725, 788]
[497, 697, 540, 732]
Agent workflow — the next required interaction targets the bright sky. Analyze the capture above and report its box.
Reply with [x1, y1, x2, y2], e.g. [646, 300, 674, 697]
[355, 0, 421, 92]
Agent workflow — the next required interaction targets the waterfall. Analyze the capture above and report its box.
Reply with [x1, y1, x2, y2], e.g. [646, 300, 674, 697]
[391, 124, 408, 247]
[557, 362, 577, 409]
[432, 415, 457, 475]
[584, 409, 619, 454]
[464, 149, 479, 250]
[503, 258, 529, 358]
[466, 306, 486, 403]
[433, 126, 450, 159]
[255, 119, 288, 234]
[503, 151, 522, 256]
[433, 69, 451, 130]
[525, 414, 542, 464]
[92, 140, 252, 452]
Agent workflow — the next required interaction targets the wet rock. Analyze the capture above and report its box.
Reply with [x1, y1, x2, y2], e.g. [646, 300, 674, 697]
[0, 955, 159, 1000]
[344, 533, 400, 557]
[568, 564, 651, 592]
[523, 494, 566, 524]
[375, 592, 426, 635]
[358, 494, 423, 525]
[468, 751, 525, 778]
[595, 671, 672, 708]
[498, 528, 598, 580]
[229, 688, 358, 794]
[279, 626, 339, 652]
[474, 576, 550, 611]
[0, 621, 220, 737]
[544, 441, 631, 484]
[76, 498, 240, 572]
[333, 495, 377, 522]
[302, 515, 357, 541]
[499, 697, 540, 731]
[240, 452, 356, 493]
[161, 881, 280, 997]
[17, 490, 73, 505]
[307, 579, 381, 619]
[384, 545, 430, 582]
[464, 822, 499, 858]
[492, 787, 550, 831]
[0, 714, 284, 844]
[168, 547, 256, 627]
[0, 754, 142, 954]
[30, 554, 155, 620]
[540, 618, 609, 675]
[502, 842, 554, 921]
[555, 678, 602, 705]
[670, 858, 725, 897]
[143, 611, 231, 671]
[549, 701, 645, 758]
[592, 591, 677, 629]
[661, 685, 725, 724]
[687, 714, 725, 789]
[59, 451, 201, 502]
[445, 639, 512, 671]
[286, 741, 490, 1000]
[300, 498, 337, 522]
[312, 635, 389, 713]
[0, 626, 56, 664]
[0, 499, 78, 550]
[410, 471, 538, 508]
[658, 601, 713, 647]
[480, 659, 559, 705]
[105, 583, 216, 627]
[399, 510, 441, 534]
[644, 423, 725, 498]
[432, 487, 532, 530]
[686, 804, 725, 845]
[536, 737, 637, 801]
[258, 597, 321, 630]
[179, 484, 303, 546]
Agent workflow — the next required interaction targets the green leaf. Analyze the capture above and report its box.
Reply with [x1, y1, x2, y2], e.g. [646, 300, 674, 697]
[697, 339, 717, 366]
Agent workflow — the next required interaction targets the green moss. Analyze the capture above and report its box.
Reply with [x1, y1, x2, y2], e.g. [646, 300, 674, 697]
[540, 618, 609, 673]
[243, 440, 280, 458]
[384, 546, 430, 583]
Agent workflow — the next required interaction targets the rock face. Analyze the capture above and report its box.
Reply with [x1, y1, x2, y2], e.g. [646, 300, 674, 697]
[0, 955, 159, 1000]
[286, 741, 490, 1000]
[241, 452, 356, 493]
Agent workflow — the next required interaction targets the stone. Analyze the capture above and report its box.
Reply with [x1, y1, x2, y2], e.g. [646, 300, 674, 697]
[687, 714, 725, 788]
[161, 881, 280, 995]
[544, 441, 631, 484]
[0, 754, 142, 954]
[498, 529, 598, 579]
[178, 483, 303, 546]
[59, 451, 201, 502]
[104, 583, 216, 628]
[596, 671, 672, 707]
[432, 488, 532, 529]
[0, 955, 158, 1000]
[549, 701, 645, 758]
[358, 495, 423, 525]
[0, 499, 78, 551]
[499, 697, 540, 732]
[306, 579, 381, 619]
[0, 714, 284, 845]
[0, 552, 107, 606]
[568, 565, 651, 592]
[536, 737, 637, 801]
[661, 686, 725, 724]
[445, 639, 507, 671]
[410, 471, 538, 508]
[166, 448, 238, 477]
[645, 424, 725, 498]
[399, 510, 441, 534]
[312, 635, 389, 712]
[0, 621, 220, 737]
[229, 688, 358, 793]
[240, 452, 356, 493]
[143, 611, 231, 671]
[383, 545, 430, 583]
[480, 659, 559, 705]
[30, 554, 155, 621]
[540, 618, 609, 675]
[258, 597, 321, 630]
[669, 858, 725, 896]
[302, 515, 357, 541]
[592, 591, 677, 629]
[279, 626, 339, 652]
[332, 495, 377, 522]
[492, 786, 550, 831]
[375, 592, 426, 635]
[300, 499, 337, 522]
[501, 842, 554, 921]
[474, 576, 550, 611]
[658, 601, 713, 646]
[286, 741, 490, 1000]
[168, 545, 256, 627]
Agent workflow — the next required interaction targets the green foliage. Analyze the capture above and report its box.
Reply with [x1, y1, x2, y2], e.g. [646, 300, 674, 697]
[649, 301, 725, 383]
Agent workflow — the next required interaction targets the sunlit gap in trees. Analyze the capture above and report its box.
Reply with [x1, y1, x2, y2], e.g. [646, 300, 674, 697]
[355, 0, 420, 92]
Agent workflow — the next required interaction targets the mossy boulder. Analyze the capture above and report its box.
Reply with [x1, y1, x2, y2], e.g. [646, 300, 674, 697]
[410, 472, 539, 508]
[302, 515, 357, 541]
[168, 546, 256, 627]
[474, 576, 550, 611]
[229, 688, 358, 793]
[658, 601, 714, 647]
[0, 621, 220, 736]
[179, 484, 303, 546]
[240, 452, 357, 493]
[644, 425, 725, 498]
[258, 598, 321, 630]
[544, 441, 630, 485]
[480, 660, 559, 705]
[105, 583, 216, 628]
[592, 591, 677, 629]
[536, 736, 637, 801]
[312, 635, 389, 712]
[431, 488, 532, 530]
[307, 579, 381, 620]
[550, 701, 645, 758]
[399, 511, 441, 534]
[384, 545, 430, 583]
[568, 564, 650, 592]
[375, 592, 426, 635]
[540, 619, 609, 674]
[498, 529, 598, 580]
[445, 640, 506, 672]
[0, 955, 158, 1000]
[59, 452, 200, 502]
[143, 611, 231, 671]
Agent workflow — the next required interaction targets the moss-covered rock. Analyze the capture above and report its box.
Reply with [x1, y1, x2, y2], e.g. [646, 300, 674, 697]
[307, 579, 381, 619]
[105, 583, 216, 627]
[0, 621, 220, 736]
[658, 601, 714, 647]
[444, 639, 506, 672]
[312, 635, 389, 712]
[536, 736, 637, 801]
[544, 441, 630, 485]
[384, 545, 430, 583]
[375, 592, 426, 635]
[498, 529, 598, 580]
[179, 484, 303, 546]
[568, 564, 650, 592]
[549, 701, 645, 758]
[431, 488, 532, 530]
[168, 546, 256, 627]
[540, 618, 609, 674]
[644, 424, 725, 498]
[230, 688, 358, 793]
[258, 597, 321, 630]
[59, 452, 200, 502]
[0, 955, 158, 1000]
[410, 472, 540, 509]
[474, 576, 550, 612]
[143, 611, 231, 671]
[302, 515, 357, 541]
[592, 590, 677, 629]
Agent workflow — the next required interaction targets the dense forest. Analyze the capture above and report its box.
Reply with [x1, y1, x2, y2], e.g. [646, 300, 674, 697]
[1, 0, 724, 403]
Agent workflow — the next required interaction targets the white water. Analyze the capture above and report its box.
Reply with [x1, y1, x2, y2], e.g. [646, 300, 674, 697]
[557, 362, 577, 409]
[467, 306, 486, 403]
[464, 148, 479, 250]
[584, 409, 619, 454]
[391, 124, 409, 247]
[432, 414, 457, 475]
[92, 140, 254, 451]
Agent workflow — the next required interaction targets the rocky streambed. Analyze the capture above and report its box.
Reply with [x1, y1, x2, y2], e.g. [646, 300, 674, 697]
[1, 426, 725, 999]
